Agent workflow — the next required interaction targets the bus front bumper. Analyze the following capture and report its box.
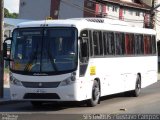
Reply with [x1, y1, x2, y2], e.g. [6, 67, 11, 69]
[9, 83, 88, 102]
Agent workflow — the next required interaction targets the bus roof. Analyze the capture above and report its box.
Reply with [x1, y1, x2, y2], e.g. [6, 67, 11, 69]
[17, 18, 156, 35]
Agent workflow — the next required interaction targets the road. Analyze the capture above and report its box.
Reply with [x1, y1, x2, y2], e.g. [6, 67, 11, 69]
[0, 81, 160, 120]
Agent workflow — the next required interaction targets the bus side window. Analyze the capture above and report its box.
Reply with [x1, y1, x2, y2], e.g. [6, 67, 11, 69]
[115, 32, 125, 55]
[89, 30, 93, 56]
[151, 36, 156, 54]
[144, 35, 151, 54]
[134, 34, 143, 55]
[103, 32, 115, 55]
[80, 30, 89, 63]
[93, 31, 99, 56]
[125, 33, 134, 55]
[93, 31, 103, 56]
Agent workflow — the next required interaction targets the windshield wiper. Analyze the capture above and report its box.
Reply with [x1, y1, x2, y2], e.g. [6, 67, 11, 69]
[24, 45, 39, 71]
[46, 49, 58, 71]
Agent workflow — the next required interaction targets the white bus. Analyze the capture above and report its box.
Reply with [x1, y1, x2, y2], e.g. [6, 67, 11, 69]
[3, 18, 157, 107]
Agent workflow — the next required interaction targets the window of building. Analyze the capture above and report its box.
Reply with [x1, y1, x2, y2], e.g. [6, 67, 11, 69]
[98, 4, 102, 13]
[87, 1, 94, 8]
[129, 10, 133, 15]
[136, 11, 140, 16]
[112, 6, 118, 12]
[123, 9, 126, 14]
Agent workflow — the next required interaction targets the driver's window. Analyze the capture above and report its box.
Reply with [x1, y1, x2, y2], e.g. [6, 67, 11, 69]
[80, 30, 89, 63]
[79, 30, 89, 77]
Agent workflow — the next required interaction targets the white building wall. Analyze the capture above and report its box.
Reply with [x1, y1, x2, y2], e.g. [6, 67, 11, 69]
[124, 9, 144, 27]
[107, 4, 119, 20]
[58, 0, 84, 19]
[105, 4, 144, 27]
[19, 0, 51, 20]
[141, 0, 152, 6]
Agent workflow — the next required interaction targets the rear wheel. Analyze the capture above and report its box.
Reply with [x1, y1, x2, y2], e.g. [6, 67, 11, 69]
[86, 80, 100, 107]
[131, 75, 141, 97]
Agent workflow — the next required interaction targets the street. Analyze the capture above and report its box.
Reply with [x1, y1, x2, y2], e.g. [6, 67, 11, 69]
[0, 81, 160, 120]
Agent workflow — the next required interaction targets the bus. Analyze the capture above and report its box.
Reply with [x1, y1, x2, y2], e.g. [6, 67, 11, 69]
[3, 18, 157, 107]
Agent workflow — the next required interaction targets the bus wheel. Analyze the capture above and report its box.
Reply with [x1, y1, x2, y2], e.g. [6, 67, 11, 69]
[86, 80, 100, 107]
[31, 101, 43, 107]
[132, 75, 141, 97]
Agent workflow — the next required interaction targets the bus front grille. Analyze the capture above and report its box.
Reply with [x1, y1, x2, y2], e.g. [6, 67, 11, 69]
[23, 93, 60, 99]
[21, 82, 60, 88]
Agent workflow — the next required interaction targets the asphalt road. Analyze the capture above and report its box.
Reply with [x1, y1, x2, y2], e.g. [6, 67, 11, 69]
[0, 81, 160, 120]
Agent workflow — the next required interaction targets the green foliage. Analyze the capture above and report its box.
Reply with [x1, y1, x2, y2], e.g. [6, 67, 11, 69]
[4, 8, 19, 18]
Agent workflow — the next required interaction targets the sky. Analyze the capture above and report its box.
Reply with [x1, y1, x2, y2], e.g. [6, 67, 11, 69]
[4, 0, 20, 13]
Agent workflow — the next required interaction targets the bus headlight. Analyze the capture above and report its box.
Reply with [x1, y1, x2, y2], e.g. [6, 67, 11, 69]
[59, 73, 76, 86]
[10, 76, 22, 86]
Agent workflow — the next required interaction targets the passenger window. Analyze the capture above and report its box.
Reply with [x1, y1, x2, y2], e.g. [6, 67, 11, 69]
[144, 35, 151, 54]
[151, 36, 156, 54]
[103, 32, 115, 55]
[93, 31, 103, 56]
[134, 34, 143, 55]
[115, 32, 125, 55]
[125, 34, 134, 55]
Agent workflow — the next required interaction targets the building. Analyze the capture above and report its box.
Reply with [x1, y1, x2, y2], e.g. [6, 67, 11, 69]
[19, 0, 51, 20]
[19, 0, 160, 39]
[19, 0, 151, 27]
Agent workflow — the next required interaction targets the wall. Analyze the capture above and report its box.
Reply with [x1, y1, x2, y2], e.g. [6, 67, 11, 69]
[141, 0, 152, 6]
[104, 3, 144, 27]
[19, 0, 51, 20]
[58, 0, 84, 19]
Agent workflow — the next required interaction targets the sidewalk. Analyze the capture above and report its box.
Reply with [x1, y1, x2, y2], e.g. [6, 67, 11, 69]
[0, 72, 11, 104]
[0, 85, 11, 104]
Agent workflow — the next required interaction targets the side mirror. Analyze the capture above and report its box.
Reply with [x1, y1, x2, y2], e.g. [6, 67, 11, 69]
[3, 37, 12, 61]
[3, 42, 7, 58]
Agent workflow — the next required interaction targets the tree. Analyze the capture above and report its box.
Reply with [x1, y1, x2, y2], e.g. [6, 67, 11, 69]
[4, 8, 9, 17]
[4, 8, 19, 18]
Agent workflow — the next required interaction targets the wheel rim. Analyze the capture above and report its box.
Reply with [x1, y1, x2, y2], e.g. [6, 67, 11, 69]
[136, 80, 141, 93]
[93, 86, 100, 101]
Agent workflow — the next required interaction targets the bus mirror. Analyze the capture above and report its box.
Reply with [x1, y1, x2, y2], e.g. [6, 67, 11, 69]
[3, 43, 7, 58]
[3, 37, 12, 61]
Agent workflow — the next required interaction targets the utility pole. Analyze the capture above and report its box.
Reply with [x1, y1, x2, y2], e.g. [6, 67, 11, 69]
[150, 0, 155, 29]
[0, 0, 4, 98]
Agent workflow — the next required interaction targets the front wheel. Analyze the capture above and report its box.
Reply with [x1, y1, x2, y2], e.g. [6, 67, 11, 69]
[86, 80, 100, 107]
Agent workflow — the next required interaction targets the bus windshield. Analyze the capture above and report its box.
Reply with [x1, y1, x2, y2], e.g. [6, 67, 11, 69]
[10, 27, 78, 74]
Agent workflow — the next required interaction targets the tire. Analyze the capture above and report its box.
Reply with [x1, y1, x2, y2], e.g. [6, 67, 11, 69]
[31, 101, 43, 107]
[131, 75, 141, 97]
[86, 80, 100, 107]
